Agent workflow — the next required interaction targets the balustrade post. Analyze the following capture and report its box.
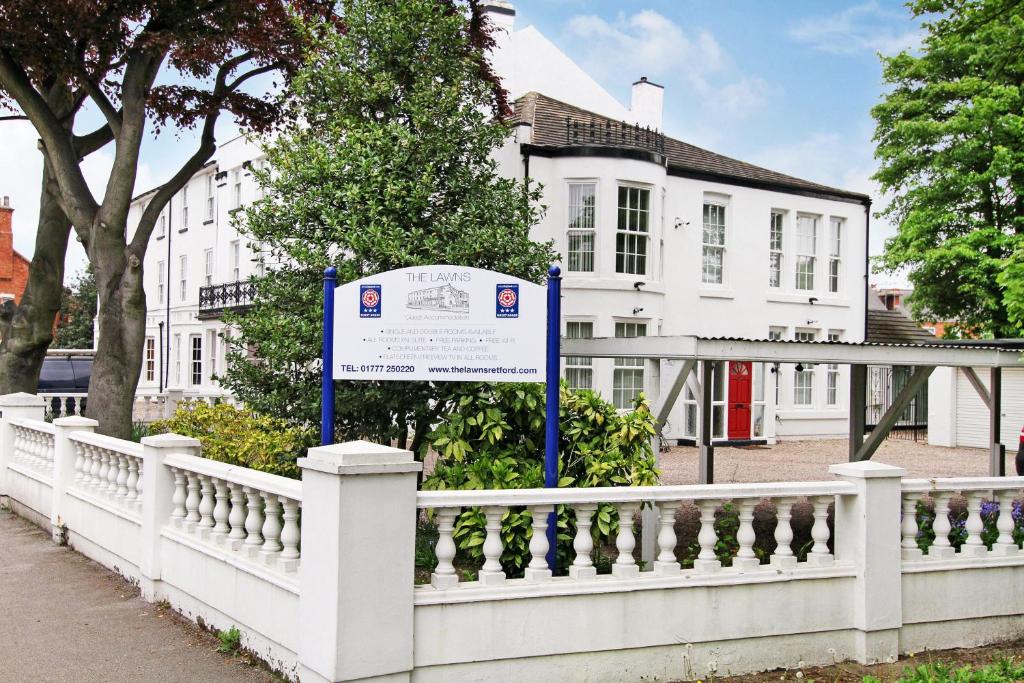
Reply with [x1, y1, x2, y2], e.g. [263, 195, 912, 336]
[693, 499, 721, 573]
[297, 440, 421, 683]
[733, 498, 760, 571]
[653, 501, 682, 576]
[829, 461, 905, 665]
[992, 490, 1019, 556]
[139, 434, 202, 601]
[569, 503, 598, 580]
[0, 393, 46, 503]
[51, 416, 97, 543]
[525, 505, 553, 582]
[929, 491, 955, 559]
[770, 497, 797, 569]
[900, 493, 923, 561]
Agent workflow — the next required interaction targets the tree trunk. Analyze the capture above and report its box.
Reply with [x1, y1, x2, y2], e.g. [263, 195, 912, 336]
[85, 225, 147, 439]
[0, 161, 71, 394]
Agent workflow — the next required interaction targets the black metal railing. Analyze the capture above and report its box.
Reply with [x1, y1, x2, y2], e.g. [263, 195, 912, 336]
[565, 116, 665, 155]
[198, 280, 257, 317]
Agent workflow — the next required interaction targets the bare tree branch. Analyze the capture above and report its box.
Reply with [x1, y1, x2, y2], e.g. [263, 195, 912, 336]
[0, 48, 98, 227]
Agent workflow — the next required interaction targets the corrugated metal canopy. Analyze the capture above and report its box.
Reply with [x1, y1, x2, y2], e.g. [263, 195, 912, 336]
[561, 335, 1024, 367]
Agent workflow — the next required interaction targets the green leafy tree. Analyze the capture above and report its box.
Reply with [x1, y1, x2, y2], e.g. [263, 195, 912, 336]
[221, 0, 555, 452]
[423, 383, 659, 574]
[53, 267, 97, 349]
[872, 0, 1024, 336]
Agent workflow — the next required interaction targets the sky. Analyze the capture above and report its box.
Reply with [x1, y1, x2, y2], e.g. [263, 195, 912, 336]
[0, 0, 923, 286]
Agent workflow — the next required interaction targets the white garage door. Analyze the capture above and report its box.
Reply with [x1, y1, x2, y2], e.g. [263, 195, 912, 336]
[954, 367, 1024, 448]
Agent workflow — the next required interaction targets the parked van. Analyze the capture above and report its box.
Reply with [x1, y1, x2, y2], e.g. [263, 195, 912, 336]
[38, 351, 93, 392]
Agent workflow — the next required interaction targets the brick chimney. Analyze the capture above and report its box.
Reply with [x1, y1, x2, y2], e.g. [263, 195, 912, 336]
[0, 196, 13, 280]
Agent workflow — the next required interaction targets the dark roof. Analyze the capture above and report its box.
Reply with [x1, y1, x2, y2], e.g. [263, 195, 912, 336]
[866, 309, 939, 345]
[512, 92, 871, 204]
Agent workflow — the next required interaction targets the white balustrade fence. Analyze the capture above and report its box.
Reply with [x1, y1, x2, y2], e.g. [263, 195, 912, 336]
[901, 477, 1024, 562]
[40, 393, 87, 419]
[10, 418, 55, 476]
[163, 451, 302, 573]
[418, 482, 852, 593]
[5, 392, 1024, 682]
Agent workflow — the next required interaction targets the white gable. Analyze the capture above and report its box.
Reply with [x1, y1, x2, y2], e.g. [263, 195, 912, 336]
[495, 25, 631, 122]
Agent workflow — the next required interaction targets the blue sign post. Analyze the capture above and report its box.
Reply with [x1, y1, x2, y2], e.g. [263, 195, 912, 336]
[321, 263, 562, 570]
[321, 267, 337, 446]
[544, 265, 561, 569]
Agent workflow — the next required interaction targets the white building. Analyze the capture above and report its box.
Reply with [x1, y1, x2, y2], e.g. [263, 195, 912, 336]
[127, 1, 870, 443]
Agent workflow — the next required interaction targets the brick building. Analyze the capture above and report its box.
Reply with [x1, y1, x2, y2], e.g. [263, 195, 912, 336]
[0, 196, 30, 305]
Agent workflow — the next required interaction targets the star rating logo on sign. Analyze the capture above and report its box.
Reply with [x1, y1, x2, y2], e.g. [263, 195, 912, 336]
[359, 284, 381, 318]
[495, 284, 519, 318]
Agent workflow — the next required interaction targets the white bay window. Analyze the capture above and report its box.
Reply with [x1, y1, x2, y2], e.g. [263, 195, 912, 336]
[616, 187, 649, 275]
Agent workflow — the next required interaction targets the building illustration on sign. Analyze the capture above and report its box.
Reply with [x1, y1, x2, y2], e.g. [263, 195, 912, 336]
[407, 284, 470, 313]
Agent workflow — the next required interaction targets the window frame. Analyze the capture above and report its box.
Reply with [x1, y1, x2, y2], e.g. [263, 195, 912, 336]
[206, 174, 215, 220]
[702, 200, 727, 285]
[564, 320, 595, 390]
[826, 330, 842, 406]
[566, 181, 597, 274]
[190, 335, 203, 386]
[792, 328, 818, 406]
[181, 185, 189, 227]
[145, 338, 155, 382]
[179, 254, 188, 302]
[828, 217, 843, 294]
[795, 214, 818, 291]
[615, 185, 651, 276]
[157, 260, 166, 302]
[231, 240, 241, 281]
[204, 248, 214, 286]
[613, 320, 647, 409]
[769, 211, 784, 288]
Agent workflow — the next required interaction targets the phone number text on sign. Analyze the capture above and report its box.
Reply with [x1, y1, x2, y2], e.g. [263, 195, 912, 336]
[333, 266, 545, 383]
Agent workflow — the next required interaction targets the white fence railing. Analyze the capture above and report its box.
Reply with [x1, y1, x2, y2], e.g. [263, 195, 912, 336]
[163, 451, 302, 574]
[5, 392, 1024, 681]
[417, 481, 855, 591]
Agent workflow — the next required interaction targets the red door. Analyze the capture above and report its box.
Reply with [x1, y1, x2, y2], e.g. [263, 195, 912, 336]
[728, 361, 752, 440]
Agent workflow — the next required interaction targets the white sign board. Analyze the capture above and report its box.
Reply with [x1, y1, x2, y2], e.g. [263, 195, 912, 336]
[333, 265, 546, 382]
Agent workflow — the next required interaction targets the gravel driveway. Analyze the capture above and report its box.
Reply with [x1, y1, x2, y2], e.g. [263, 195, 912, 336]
[658, 438, 1014, 485]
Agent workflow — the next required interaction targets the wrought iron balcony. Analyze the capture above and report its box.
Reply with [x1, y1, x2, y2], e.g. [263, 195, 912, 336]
[198, 280, 257, 319]
[565, 116, 665, 155]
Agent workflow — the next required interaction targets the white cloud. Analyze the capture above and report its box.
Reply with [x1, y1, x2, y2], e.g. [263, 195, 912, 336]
[562, 10, 773, 119]
[788, 2, 923, 56]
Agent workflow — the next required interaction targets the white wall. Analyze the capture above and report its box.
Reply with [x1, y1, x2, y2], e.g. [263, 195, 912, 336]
[132, 135, 266, 394]
[929, 366, 1024, 449]
[515, 149, 867, 441]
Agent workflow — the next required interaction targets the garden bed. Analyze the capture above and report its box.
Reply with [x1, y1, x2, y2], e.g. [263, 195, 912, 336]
[711, 638, 1024, 682]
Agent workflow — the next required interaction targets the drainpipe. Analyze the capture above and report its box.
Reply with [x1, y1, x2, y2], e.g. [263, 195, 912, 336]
[165, 195, 173, 389]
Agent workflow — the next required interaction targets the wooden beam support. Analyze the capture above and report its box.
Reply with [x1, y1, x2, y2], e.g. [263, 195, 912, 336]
[698, 361, 714, 484]
[849, 364, 867, 463]
[963, 367, 992, 410]
[990, 367, 1004, 476]
[854, 366, 934, 462]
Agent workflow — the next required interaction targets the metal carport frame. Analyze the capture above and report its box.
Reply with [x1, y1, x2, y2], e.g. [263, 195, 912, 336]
[561, 335, 1024, 484]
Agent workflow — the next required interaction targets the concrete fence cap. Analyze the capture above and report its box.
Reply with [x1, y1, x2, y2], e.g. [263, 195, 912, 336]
[300, 440, 417, 470]
[140, 433, 203, 449]
[0, 392, 47, 407]
[52, 415, 99, 428]
[829, 461, 907, 479]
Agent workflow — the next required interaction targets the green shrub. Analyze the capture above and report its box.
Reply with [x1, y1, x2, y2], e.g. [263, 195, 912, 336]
[151, 401, 314, 479]
[422, 382, 659, 575]
[865, 657, 1024, 682]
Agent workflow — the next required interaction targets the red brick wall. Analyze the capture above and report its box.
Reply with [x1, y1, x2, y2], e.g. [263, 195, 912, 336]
[0, 204, 30, 305]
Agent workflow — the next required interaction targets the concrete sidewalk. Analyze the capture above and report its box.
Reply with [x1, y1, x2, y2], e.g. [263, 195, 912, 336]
[0, 510, 278, 683]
